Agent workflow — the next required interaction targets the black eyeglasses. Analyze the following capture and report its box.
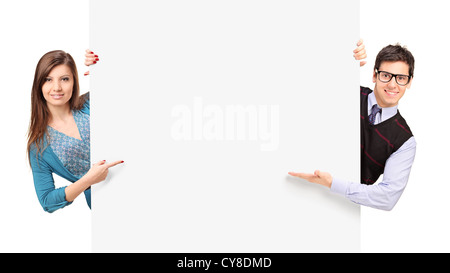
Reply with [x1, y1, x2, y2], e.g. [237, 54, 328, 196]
[376, 70, 411, 86]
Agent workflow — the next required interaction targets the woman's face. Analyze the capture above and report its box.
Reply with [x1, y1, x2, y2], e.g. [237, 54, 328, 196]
[41, 64, 73, 109]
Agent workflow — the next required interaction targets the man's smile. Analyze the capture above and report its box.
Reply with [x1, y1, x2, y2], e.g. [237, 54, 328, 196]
[384, 89, 399, 97]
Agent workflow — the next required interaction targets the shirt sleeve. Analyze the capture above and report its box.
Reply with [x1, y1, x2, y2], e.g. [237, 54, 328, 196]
[330, 136, 416, 211]
[30, 148, 72, 213]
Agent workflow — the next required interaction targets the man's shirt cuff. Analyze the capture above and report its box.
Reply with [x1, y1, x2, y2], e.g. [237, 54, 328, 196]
[330, 177, 350, 196]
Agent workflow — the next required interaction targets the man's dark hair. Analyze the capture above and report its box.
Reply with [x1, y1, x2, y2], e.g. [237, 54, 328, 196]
[374, 44, 415, 78]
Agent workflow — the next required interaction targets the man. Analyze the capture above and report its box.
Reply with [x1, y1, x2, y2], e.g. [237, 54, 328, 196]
[289, 40, 416, 211]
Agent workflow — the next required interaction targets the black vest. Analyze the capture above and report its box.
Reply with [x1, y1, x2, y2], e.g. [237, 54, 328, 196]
[360, 86, 413, 185]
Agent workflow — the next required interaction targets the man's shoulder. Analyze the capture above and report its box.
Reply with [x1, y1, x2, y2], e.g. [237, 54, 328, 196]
[360, 86, 372, 95]
[395, 111, 413, 136]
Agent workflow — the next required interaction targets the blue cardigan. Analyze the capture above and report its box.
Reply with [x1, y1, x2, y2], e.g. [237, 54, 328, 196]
[30, 96, 91, 213]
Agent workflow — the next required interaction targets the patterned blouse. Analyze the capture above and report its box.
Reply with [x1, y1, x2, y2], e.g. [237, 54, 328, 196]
[47, 109, 90, 178]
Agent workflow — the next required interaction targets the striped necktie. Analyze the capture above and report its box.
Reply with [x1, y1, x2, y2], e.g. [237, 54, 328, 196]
[368, 104, 382, 125]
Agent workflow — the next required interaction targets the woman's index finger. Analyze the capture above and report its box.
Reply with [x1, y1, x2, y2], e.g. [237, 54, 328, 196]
[106, 160, 124, 168]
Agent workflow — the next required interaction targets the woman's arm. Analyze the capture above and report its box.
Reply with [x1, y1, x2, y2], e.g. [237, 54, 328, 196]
[31, 147, 123, 212]
[30, 149, 72, 213]
[65, 160, 124, 202]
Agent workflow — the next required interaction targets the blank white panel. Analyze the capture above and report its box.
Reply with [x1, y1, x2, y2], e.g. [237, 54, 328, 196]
[91, 0, 360, 252]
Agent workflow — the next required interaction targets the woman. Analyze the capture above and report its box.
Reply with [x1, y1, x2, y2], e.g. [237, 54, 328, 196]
[28, 49, 123, 213]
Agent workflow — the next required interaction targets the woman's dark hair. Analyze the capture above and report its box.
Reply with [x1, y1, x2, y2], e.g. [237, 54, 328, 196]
[374, 44, 415, 77]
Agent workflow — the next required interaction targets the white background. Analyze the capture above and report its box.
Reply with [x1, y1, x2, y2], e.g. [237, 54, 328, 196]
[1, 0, 449, 253]
[360, 0, 450, 252]
[0, 0, 90, 252]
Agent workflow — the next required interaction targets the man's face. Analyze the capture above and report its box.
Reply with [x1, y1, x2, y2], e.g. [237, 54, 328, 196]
[372, 61, 412, 108]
